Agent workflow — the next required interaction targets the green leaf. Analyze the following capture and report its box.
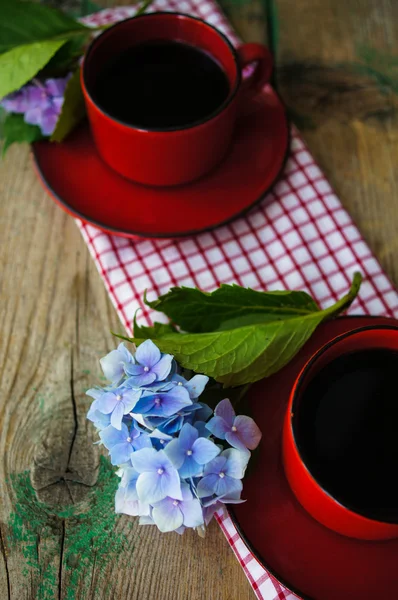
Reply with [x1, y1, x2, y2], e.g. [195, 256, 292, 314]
[133, 321, 178, 340]
[146, 285, 320, 333]
[0, 0, 90, 54]
[0, 39, 66, 99]
[51, 67, 85, 142]
[127, 273, 362, 387]
[1, 113, 44, 157]
[42, 35, 88, 76]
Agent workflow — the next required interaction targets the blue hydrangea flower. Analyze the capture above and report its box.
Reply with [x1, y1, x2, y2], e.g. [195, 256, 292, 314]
[100, 343, 134, 384]
[100, 423, 149, 465]
[131, 448, 182, 504]
[132, 386, 192, 418]
[206, 399, 262, 452]
[165, 423, 220, 478]
[115, 467, 150, 517]
[196, 449, 250, 498]
[144, 402, 203, 435]
[124, 340, 173, 386]
[171, 374, 209, 399]
[96, 386, 141, 430]
[152, 483, 204, 533]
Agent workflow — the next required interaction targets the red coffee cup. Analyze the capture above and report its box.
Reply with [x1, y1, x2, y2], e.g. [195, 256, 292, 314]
[81, 12, 272, 186]
[283, 325, 398, 540]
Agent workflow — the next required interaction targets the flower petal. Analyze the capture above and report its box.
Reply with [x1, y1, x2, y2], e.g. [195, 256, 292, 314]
[214, 398, 235, 426]
[184, 374, 209, 399]
[135, 339, 161, 368]
[132, 394, 156, 415]
[130, 447, 158, 473]
[152, 499, 184, 532]
[192, 438, 220, 465]
[179, 456, 203, 479]
[164, 438, 185, 469]
[133, 433, 153, 451]
[120, 389, 141, 413]
[110, 401, 125, 430]
[205, 416, 230, 440]
[115, 486, 141, 516]
[125, 372, 157, 387]
[203, 455, 228, 476]
[97, 392, 118, 415]
[99, 424, 125, 449]
[224, 448, 250, 479]
[225, 431, 250, 452]
[232, 415, 262, 450]
[181, 497, 204, 528]
[136, 468, 182, 504]
[100, 346, 129, 383]
[110, 442, 133, 466]
[178, 423, 198, 451]
[197, 474, 223, 497]
[151, 354, 173, 381]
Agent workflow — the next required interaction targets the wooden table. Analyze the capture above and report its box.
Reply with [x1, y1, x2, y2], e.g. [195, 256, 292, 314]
[1, 1, 398, 598]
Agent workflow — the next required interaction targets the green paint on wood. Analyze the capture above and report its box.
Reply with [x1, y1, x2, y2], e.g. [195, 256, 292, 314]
[7, 457, 132, 599]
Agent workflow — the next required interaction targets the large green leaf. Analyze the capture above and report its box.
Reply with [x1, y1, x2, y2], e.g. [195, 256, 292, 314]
[51, 67, 85, 142]
[2, 113, 44, 156]
[146, 285, 320, 333]
[120, 273, 362, 387]
[0, 0, 90, 54]
[0, 40, 66, 99]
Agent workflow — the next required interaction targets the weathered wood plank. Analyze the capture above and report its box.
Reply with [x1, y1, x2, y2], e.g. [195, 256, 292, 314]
[276, 0, 398, 286]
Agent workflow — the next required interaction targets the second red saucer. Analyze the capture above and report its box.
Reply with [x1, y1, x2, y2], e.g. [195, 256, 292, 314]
[32, 86, 288, 239]
[231, 315, 398, 600]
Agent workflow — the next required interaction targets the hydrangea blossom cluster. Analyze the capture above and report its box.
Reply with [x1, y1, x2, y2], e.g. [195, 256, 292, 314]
[1, 75, 71, 136]
[87, 340, 262, 534]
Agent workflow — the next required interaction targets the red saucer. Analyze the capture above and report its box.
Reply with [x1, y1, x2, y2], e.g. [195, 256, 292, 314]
[32, 86, 288, 239]
[232, 315, 398, 600]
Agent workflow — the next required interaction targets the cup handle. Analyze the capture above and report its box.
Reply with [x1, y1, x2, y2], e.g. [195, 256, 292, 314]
[236, 43, 273, 97]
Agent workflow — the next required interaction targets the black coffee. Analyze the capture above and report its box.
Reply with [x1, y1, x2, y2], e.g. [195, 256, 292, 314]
[295, 349, 398, 521]
[92, 40, 230, 129]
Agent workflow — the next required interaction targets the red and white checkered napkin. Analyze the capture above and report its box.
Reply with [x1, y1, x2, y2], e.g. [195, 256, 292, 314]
[80, 3, 398, 599]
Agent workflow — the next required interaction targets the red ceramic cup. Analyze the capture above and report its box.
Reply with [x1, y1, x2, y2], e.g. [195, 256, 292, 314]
[283, 325, 398, 541]
[81, 12, 272, 186]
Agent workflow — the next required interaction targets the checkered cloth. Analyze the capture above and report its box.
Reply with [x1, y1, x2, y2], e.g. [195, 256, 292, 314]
[79, 4, 398, 599]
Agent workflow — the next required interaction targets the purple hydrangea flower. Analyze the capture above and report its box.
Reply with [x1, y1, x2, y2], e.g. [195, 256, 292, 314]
[124, 339, 173, 386]
[131, 447, 182, 504]
[100, 343, 134, 385]
[165, 423, 220, 478]
[100, 423, 150, 465]
[131, 385, 192, 418]
[1, 76, 72, 136]
[196, 448, 250, 498]
[96, 386, 141, 430]
[152, 483, 204, 532]
[171, 374, 209, 399]
[115, 467, 150, 517]
[206, 399, 262, 452]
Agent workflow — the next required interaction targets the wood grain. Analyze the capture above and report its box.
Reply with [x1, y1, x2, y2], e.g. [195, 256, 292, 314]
[1, 1, 398, 599]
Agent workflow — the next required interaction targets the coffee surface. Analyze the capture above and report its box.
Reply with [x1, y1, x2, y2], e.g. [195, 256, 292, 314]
[92, 40, 230, 129]
[295, 349, 398, 521]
